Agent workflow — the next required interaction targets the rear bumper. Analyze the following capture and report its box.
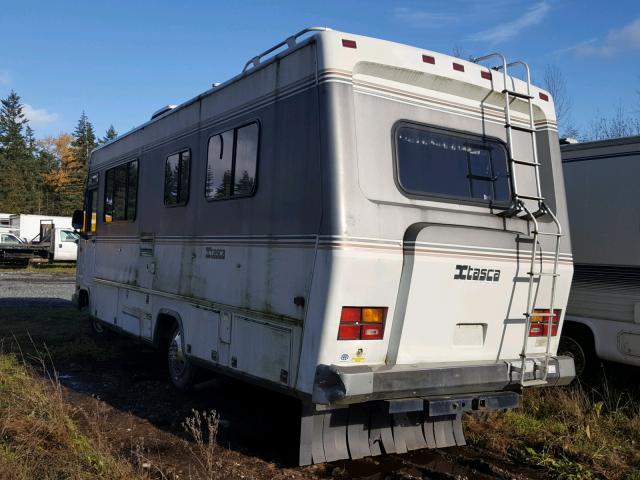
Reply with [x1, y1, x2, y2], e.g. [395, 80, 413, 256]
[312, 356, 575, 405]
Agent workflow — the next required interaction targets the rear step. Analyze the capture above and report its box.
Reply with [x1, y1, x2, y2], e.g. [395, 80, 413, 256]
[299, 392, 519, 465]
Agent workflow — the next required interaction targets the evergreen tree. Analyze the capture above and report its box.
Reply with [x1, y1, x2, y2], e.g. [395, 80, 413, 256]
[99, 125, 118, 144]
[59, 111, 97, 213]
[0, 91, 31, 212]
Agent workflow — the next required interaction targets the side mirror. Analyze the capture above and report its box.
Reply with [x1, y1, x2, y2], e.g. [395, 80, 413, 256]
[71, 210, 89, 240]
[71, 210, 84, 230]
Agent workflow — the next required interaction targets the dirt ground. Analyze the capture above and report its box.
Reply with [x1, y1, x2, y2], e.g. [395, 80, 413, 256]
[0, 270, 635, 479]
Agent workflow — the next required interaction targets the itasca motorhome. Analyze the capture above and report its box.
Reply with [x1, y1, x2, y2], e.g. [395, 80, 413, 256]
[561, 136, 640, 373]
[72, 28, 575, 464]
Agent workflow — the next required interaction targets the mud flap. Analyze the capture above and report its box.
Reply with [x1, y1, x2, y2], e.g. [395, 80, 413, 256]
[299, 402, 466, 465]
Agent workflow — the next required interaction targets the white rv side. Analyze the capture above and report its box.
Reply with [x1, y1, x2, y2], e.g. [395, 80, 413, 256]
[9, 214, 72, 242]
[73, 28, 574, 464]
[561, 136, 640, 372]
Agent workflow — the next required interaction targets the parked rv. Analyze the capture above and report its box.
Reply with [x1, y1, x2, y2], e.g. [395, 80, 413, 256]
[560, 136, 640, 374]
[72, 28, 575, 464]
[9, 214, 72, 242]
[0, 213, 12, 234]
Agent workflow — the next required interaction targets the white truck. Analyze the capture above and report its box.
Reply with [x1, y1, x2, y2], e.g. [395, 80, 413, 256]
[73, 27, 575, 464]
[0, 219, 78, 266]
[560, 136, 640, 374]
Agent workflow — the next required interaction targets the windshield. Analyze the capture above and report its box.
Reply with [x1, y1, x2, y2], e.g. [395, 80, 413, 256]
[1, 233, 23, 244]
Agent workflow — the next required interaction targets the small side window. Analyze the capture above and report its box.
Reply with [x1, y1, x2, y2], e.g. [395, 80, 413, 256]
[164, 149, 191, 206]
[205, 122, 258, 200]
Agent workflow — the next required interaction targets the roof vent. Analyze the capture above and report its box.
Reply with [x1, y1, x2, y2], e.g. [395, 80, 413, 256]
[212, 82, 221, 88]
[559, 137, 579, 145]
[150, 104, 177, 120]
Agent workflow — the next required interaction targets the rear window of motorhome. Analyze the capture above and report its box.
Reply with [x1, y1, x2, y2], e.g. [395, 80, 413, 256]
[104, 159, 138, 222]
[164, 149, 191, 206]
[395, 125, 510, 204]
[206, 123, 259, 200]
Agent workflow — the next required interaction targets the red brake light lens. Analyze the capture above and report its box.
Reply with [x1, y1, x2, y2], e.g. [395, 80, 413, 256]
[338, 307, 387, 340]
[340, 307, 361, 323]
[528, 309, 561, 337]
[338, 324, 360, 340]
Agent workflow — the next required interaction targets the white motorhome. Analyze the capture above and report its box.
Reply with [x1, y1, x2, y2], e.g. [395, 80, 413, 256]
[9, 214, 72, 242]
[561, 136, 640, 373]
[73, 28, 574, 464]
[0, 213, 11, 234]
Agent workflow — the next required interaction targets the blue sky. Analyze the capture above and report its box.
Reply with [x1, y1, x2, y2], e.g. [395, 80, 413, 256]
[1, 0, 639, 139]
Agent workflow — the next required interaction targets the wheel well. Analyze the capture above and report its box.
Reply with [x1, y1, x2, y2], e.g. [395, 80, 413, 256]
[154, 313, 179, 350]
[78, 289, 89, 309]
[561, 320, 596, 348]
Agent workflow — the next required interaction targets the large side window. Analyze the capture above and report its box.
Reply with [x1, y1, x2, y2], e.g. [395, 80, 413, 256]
[206, 122, 258, 200]
[164, 149, 190, 206]
[395, 124, 510, 204]
[84, 173, 99, 234]
[104, 159, 138, 222]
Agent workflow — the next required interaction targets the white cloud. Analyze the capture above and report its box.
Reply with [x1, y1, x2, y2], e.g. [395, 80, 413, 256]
[0, 71, 9, 85]
[468, 2, 550, 44]
[394, 7, 458, 27]
[573, 18, 640, 57]
[23, 104, 58, 126]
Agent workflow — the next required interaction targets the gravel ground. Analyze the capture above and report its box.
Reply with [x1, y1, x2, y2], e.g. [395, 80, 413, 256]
[0, 271, 75, 307]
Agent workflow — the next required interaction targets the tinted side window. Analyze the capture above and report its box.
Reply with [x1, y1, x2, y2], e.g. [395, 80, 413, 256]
[104, 159, 138, 222]
[206, 122, 259, 200]
[164, 149, 190, 206]
[395, 125, 510, 204]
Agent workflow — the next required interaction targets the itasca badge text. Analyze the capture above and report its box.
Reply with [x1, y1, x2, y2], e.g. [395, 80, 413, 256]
[454, 264, 501, 282]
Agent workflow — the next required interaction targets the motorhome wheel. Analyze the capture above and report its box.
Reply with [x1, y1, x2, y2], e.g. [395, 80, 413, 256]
[167, 326, 198, 390]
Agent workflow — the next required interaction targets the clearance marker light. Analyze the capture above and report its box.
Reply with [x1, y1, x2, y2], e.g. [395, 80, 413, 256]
[539, 92, 549, 101]
[338, 307, 387, 340]
[481, 70, 492, 80]
[342, 39, 357, 49]
[422, 54, 435, 64]
[453, 62, 465, 72]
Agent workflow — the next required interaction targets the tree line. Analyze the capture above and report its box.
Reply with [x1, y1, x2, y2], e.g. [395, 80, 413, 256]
[0, 90, 116, 216]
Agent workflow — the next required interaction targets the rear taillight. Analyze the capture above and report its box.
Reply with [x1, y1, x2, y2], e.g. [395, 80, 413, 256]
[337, 307, 387, 340]
[528, 309, 561, 337]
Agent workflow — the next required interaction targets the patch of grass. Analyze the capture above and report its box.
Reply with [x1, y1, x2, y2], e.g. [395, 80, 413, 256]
[0, 263, 76, 273]
[0, 306, 127, 365]
[0, 353, 138, 479]
[466, 385, 640, 480]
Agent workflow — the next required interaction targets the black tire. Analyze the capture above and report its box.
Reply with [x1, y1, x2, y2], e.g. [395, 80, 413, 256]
[167, 325, 199, 391]
[91, 318, 106, 334]
[558, 325, 598, 379]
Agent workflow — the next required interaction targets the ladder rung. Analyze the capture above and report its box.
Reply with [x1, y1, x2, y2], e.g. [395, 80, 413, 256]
[527, 272, 560, 277]
[517, 194, 544, 201]
[525, 312, 556, 317]
[506, 124, 535, 133]
[512, 159, 540, 166]
[533, 231, 562, 237]
[502, 89, 534, 100]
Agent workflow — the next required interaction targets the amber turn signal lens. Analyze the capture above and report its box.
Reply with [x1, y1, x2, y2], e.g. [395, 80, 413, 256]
[362, 307, 385, 323]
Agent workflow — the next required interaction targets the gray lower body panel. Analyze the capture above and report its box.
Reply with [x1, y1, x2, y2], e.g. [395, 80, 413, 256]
[312, 356, 576, 405]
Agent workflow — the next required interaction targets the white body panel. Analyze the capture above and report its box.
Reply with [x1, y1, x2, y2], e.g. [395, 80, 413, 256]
[9, 214, 72, 242]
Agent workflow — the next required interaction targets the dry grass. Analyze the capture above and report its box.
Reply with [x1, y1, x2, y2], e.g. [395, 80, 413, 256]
[182, 409, 222, 479]
[466, 384, 640, 480]
[0, 353, 139, 480]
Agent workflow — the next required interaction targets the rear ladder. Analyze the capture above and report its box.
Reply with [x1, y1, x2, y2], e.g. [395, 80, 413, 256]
[472, 53, 562, 386]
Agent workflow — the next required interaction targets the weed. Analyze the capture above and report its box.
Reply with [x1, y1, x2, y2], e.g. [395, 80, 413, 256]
[182, 409, 221, 479]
